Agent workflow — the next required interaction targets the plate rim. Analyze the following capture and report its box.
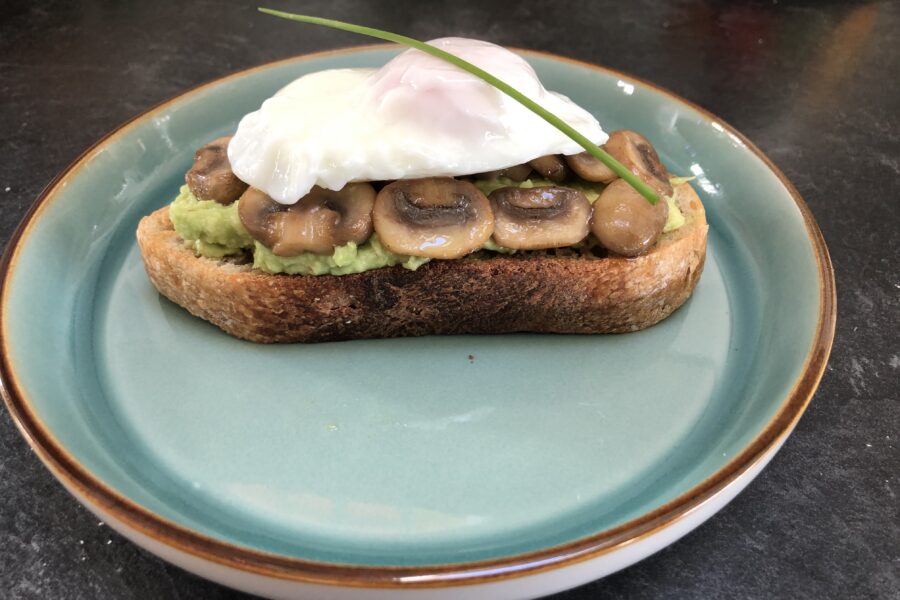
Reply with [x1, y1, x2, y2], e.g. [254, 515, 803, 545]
[0, 44, 836, 588]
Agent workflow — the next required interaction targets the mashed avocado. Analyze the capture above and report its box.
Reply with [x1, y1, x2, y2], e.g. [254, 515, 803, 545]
[663, 195, 685, 233]
[169, 186, 430, 275]
[253, 237, 429, 276]
[168, 177, 687, 276]
[169, 186, 253, 255]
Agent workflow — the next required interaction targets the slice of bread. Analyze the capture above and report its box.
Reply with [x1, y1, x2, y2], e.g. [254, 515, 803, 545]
[136, 183, 707, 343]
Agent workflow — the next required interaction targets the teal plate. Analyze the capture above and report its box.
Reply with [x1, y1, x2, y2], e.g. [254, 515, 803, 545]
[0, 47, 834, 586]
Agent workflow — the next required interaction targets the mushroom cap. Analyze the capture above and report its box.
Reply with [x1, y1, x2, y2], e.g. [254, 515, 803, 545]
[475, 163, 533, 182]
[590, 178, 669, 257]
[528, 155, 570, 183]
[238, 183, 375, 256]
[603, 130, 673, 197]
[373, 177, 494, 259]
[489, 186, 591, 250]
[564, 150, 618, 183]
[186, 137, 249, 205]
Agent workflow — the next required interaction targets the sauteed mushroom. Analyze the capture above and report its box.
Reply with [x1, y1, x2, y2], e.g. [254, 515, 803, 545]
[186, 136, 248, 204]
[528, 155, 570, 183]
[489, 186, 590, 250]
[564, 148, 617, 183]
[476, 163, 533, 182]
[603, 130, 673, 197]
[590, 178, 668, 257]
[238, 183, 375, 256]
[373, 177, 493, 259]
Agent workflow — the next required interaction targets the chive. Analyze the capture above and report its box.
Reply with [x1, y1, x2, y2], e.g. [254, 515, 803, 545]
[257, 8, 660, 205]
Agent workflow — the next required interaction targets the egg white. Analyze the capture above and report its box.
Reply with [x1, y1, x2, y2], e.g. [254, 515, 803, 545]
[228, 38, 607, 204]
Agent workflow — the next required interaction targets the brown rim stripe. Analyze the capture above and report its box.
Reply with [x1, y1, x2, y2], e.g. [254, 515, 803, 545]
[0, 45, 836, 588]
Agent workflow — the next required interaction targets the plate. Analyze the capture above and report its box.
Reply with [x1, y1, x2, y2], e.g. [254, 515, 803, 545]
[0, 46, 834, 599]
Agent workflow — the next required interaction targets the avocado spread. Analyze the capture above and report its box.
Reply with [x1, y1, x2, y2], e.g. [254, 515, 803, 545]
[169, 186, 428, 275]
[168, 178, 685, 276]
[169, 186, 252, 258]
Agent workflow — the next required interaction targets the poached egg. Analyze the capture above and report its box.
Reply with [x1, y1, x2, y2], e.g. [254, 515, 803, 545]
[228, 38, 607, 205]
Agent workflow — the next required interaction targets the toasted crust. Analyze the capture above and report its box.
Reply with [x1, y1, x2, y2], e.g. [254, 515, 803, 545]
[136, 184, 707, 343]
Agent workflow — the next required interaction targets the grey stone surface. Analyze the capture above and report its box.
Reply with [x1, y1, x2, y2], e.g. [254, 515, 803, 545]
[1, 0, 898, 598]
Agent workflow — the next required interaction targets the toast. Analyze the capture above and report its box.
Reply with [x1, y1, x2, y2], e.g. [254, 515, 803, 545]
[136, 182, 707, 343]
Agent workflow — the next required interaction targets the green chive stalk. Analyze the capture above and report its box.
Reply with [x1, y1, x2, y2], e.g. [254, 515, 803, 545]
[258, 8, 660, 205]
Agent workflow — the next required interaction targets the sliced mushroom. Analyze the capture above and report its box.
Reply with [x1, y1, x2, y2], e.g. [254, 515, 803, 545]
[373, 177, 493, 259]
[528, 155, 570, 183]
[186, 136, 248, 204]
[603, 130, 673, 197]
[590, 178, 668, 257]
[475, 163, 533, 182]
[238, 183, 375, 256]
[564, 149, 618, 183]
[489, 186, 591, 250]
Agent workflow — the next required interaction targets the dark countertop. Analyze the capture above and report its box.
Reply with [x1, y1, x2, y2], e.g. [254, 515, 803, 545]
[1, 1, 898, 598]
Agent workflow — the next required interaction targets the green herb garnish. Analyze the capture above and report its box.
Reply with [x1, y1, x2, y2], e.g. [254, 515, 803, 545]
[257, 8, 660, 205]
